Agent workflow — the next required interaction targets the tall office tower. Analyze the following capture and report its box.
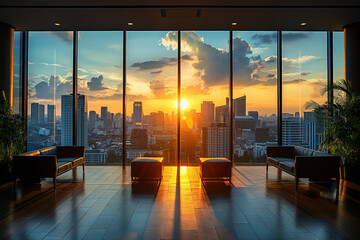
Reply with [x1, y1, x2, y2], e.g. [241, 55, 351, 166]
[234, 95, 246, 116]
[89, 111, 96, 129]
[30, 102, 39, 125]
[255, 127, 270, 143]
[202, 123, 229, 158]
[215, 98, 229, 126]
[201, 101, 215, 128]
[282, 117, 304, 146]
[61, 94, 88, 147]
[39, 104, 45, 125]
[150, 111, 165, 127]
[304, 111, 323, 150]
[132, 102, 143, 126]
[248, 111, 259, 127]
[101, 107, 108, 120]
[47, 104, 55, 123]
[130, 128, 148, 149]
[295, 112, 300, 118]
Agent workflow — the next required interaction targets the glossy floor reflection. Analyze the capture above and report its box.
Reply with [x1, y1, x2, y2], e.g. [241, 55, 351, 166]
[0, 166, 359, 239]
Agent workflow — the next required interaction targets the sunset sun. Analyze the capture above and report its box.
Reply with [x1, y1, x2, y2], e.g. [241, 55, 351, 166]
[174, 99, 189, 110]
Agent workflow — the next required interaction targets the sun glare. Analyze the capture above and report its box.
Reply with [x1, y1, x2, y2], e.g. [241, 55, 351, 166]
[174, 99, 189, 110]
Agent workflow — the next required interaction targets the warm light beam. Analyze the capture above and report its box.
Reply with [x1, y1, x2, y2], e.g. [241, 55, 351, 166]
[174, 99, 189, 110]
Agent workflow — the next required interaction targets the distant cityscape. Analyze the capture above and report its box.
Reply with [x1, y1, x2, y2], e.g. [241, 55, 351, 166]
[27, 94, 324, 165]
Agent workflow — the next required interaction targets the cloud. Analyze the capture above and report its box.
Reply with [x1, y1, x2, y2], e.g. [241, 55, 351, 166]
[183, 84, 210, 95]
[161, 31, 265, 87]
[283, 78, 307, 85]
[150, 70, 163, 74]
[87, 75, 108, 91]
[301, 72, 311, 76]
[149, 80, 174, 99]
[32, 75, 72, 100]
[49, 32, 73, 43]
[251, 32, 308, 46]
[131, 57, 177, 70]
[181, 54, 194, 61]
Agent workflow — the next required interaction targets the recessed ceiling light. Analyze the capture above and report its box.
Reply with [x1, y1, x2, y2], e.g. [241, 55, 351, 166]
[300, 22, 307, 26]
[54, 22, 61, 26]
[128, 22, 134, 26]
[232, 22, 237, 26]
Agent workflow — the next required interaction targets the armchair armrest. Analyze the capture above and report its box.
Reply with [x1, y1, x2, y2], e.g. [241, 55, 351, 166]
[295, 156, 340, 179]
[266, 146, 295, 158]
[13, 155, 57, 178]
[56, 146, 85, 159]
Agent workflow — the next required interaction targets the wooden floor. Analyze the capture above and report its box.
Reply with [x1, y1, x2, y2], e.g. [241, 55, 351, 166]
[0, 166, 360, 240]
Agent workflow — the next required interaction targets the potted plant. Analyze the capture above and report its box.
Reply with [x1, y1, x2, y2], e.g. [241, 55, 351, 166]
[305, 80, 360, 183]
[0, 91, 26, 185]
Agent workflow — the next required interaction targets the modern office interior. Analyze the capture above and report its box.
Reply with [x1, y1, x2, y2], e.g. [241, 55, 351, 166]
[1, 1, 360, 239]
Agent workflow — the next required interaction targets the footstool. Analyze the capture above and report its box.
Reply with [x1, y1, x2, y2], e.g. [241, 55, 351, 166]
[131, 157, 164, 182]
[199, 158, 232, 183]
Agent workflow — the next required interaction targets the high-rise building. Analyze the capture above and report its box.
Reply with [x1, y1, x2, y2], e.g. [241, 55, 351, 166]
[130, 128, 148, 149]
[89, 110, 96, 129]
[30, 102, 39, 125]
[150, 111, 164, 127]
[132, 102, 143, 126]
[282, 117, 304, 146]
[39, 104, 45, 125]
[215, 98, 229, 126]
[234, 95, 246, 116]
[304, 111, 324, 150]
[202, 123, 229, 158]
[255, 127, 270, 143]
[47, 104, 55, 123]
[61, 94, 88, 147]
[201, 101, 214, 128]
[248, 111, 259, 127]
[101, 107, 108, 120]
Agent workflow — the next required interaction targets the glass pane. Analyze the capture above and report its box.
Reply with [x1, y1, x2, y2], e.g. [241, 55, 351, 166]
[233, 31, 277, 165]
[282, 32, 327, 150]
[13, 31, 22, 114]
[333, 31, 345, 100]
[28, 31, 73, 151]
[180, 31, 230, 165]
[78, 31, 123, 165]
[126, 31, 177, 165]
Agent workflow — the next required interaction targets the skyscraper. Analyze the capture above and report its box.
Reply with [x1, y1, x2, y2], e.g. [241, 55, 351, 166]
[30, 102, 39, 125]
[201, 101, 214, 128]
[234, 95, 246, 116]
[89, 111, 96, 129]
[101, 107, 108, 120]
[282, 117, 304, 146]
[202, 123, 229, 158]
[248, 111, 259, 127]
[39, 104, 45, 125]
[61, 94, 88, 147]
[133, 102, 143, 126]
[304, 111, 324, 150]
[215, 98, 229, 126]
[47, 104, 55, 123]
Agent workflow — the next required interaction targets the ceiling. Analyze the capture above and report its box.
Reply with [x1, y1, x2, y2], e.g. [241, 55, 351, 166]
[1, 1, 360, 31]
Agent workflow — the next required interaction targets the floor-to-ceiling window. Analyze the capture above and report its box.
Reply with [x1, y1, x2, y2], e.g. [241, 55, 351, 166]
[18, 30, 343, 163]
[282, 32, 327, 150]
[180, 31, 230, 166]
[233, 31, 277, 164]
[126, 31, 178, 165]
[12, 31, 22, 114]
[78, 31, 123, 165]
[27, 31, 73, 151]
